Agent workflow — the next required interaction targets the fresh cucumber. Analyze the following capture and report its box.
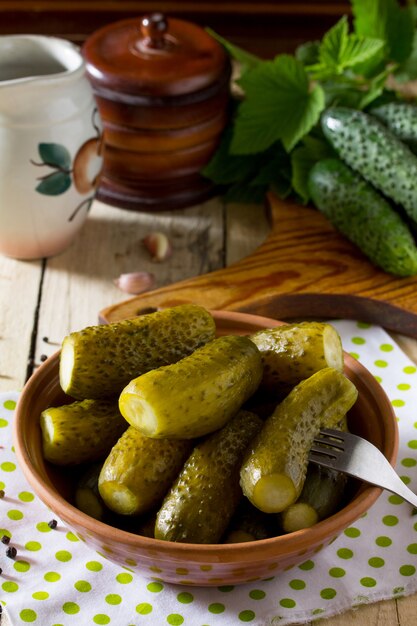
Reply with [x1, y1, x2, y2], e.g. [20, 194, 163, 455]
[308, 158, 417, 276]
[154, 410, 262, 543]
[59, 304, 216, 399]
[98, 426, 193, 516]
[321, 107, 417, 224]
[239, 367, 358, 513]
[250, 321, 343, 393]
[40, 398, 128, 465]
[370, 102, 417, 153]
[119, 335, 263, 439]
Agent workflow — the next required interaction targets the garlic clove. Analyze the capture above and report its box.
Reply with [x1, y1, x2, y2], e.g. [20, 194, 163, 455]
[113, 271, 155, 295]
[143, 232, 172, 262]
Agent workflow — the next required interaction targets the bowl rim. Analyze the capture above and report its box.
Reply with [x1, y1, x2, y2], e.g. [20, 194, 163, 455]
[13, 309, 399, 562]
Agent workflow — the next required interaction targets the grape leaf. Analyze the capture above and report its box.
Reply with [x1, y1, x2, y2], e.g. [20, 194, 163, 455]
[231, 55, 325, 154]
[38, 143, 71, 169]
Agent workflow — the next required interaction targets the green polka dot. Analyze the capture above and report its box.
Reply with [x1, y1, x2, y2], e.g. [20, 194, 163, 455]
[209, 603, 225, 614]
[357, 321, 371, 328]
[388, 494, 404, 505]
[380, 343, 393, 352]
[105, 593, 121, 605]
[3, 400, 16, 410]
[136, 603, 153, 615]
[62, 601, 80, 614]
[344, 527, 361, 538]
[44, 572, 61, 582]
[352, 337, 366, 345]
[167, 614, 184, 625]
[289, 579, 305, 590]
[218, 585, 234, 592]
[0, 419, 8, 428]
[298, 559, 315, 570]
[239, 610, 256, 621]
[147, 582, 163, 593]
[374, 375, 382, 383]
[408, 440, 417, 449]
[329, 567, 346, 578]
[401, 458, 416, 467]
[374, 359, 388, 368]
[32, 591, 49, 600]
[349, 352, 360, 360]
[18, 491, 34, 502]
[403, 366, 416, 374]
[116, 572, 132, 584]
[14, 560, 30, 573]
[398, 384, 411, 391]
[375, 535, 392, 548]
[360, 577, 377, 587]
[337, 548, 353, 559]
[25, 541, 41, 551]
[320, 588, 337, 599]
[392, 399, 405, 407]
[66, 532, 79, 542]
[1, 462, 16, 472]
[393, 586, 404, 596]
[368, 557, 385, 568]
[382, 515, 399, 526]
[177, 592, 193, 604]
[400, 565, 416, 576]
[93, 615, 110, 625]
[55, 550, 72, 562]
[2, 581, 19, 592]
[86, 561, 103, 572]
[36, 521, 52, 532]
[249, 589, 266, 599]
[0, 481, 5, 490]
[75, 580, 92, 593]
[7, 509, 23, 520]
[19, 609, 37, 622]
[279, 598, 296, 608]
[407, 543, 417, 554]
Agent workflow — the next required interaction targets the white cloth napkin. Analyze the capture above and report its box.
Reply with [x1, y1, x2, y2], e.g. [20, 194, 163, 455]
[1, 320, 417, 626]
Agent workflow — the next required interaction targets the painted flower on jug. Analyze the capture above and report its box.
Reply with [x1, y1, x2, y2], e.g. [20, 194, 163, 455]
[30, 109, 103, 221]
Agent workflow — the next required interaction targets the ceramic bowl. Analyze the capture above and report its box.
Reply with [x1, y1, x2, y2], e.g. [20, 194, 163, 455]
[13, 310, 398, 586]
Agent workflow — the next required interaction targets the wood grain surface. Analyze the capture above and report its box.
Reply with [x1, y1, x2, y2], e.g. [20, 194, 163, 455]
[101, 193, 417, 336]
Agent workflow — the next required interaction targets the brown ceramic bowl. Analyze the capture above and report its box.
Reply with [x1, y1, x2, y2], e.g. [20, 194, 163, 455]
[13, 311, 398, 586]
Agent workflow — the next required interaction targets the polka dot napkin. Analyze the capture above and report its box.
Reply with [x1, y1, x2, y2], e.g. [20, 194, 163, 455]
[1, 320, 417, 626]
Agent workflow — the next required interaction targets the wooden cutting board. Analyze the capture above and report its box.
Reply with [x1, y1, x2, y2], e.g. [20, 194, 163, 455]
[100, 193, 417, 338]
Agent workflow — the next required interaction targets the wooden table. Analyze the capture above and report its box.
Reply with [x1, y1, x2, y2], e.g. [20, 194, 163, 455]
[1, 195, 416, 626]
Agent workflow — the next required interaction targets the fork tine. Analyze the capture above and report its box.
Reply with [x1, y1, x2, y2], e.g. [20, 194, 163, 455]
[308, 450, 340, 470]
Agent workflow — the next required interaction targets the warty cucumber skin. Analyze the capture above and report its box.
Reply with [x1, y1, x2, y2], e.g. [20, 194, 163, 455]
[40, 399, 128, 466]
[321, 107, 417, 223]
[370, 102, 417, 153]
[98, 426, 193, 516]
[309, 158, 417, 276]
[155, 410, 263, 544]
[59, 304, 216, 400]
[119, 335, 263, 439]
[250, 321, 343, 392]
[240, 367, 358, 513]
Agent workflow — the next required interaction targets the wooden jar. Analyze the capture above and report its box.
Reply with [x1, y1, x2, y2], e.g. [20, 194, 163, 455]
[83, 13, 231, 211]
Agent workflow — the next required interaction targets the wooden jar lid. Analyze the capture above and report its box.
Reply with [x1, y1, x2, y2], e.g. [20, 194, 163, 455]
[83, 13, 230, 99]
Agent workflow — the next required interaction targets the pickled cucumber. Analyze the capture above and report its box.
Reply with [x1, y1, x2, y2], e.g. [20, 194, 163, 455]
[240, 367, 358, 513]
[59, 304, 216, 399]
[119, 335, 263, 439]
[40, 399, 128, 465]
[98, 426, 193, 516]
[75, 463, 106, 521]
[250, 321, 343, 392]
[223, 498, 277, 543]
[155, 410, 262, 543]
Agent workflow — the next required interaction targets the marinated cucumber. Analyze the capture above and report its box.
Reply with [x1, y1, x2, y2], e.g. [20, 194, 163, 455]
[98, 426, 193, 516]
[308, 158, 417, 276]
[370, 102, 417, 153]
[59, 304, 216, 399]
[250, 321, 343, 392]
[75, 463, 106, 521]
[321, 107, 417, 224]
[40, 399, 128, 465]
[239, 367, 358, 513]
[223, 498, 276, 543]
[154, 410, 262, 543]
[119, 335, 263, 439]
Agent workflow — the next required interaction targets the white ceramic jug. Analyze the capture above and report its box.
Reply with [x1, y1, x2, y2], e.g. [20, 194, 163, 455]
[0, 35, 103, 259]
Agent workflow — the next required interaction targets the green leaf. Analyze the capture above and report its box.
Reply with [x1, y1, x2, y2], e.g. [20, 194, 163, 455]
[205, 28, 261, 74]
[295, 41, 320, 66]
[395, 30, 417, 81]
[35, 171, 72, 195]
[352, 0, 414, 63]
[224, 183, 267, 204]
[231, 55, 326, 154]
[290, 136, 335, 203]
[38, 143, 71, 169]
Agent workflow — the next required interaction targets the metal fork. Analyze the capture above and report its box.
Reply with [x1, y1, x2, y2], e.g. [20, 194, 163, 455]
[308, 428, 417, 509]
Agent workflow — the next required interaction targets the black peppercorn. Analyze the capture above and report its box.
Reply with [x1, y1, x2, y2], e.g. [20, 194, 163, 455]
[48, 519, 58, 529]
[1, 535, 10, 545]
[6, 545, 17, 558]
[0, 489, 5, 499]
[40, 354, 48, 362]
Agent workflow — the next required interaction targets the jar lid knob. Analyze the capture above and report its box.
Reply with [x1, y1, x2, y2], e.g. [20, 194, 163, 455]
[139, 13, 169, 50]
